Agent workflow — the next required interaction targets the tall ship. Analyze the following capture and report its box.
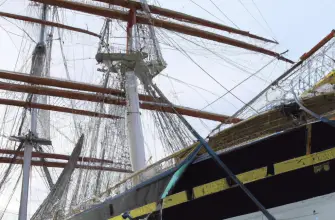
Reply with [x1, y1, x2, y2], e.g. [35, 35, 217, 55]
[0, 1, 334, 220]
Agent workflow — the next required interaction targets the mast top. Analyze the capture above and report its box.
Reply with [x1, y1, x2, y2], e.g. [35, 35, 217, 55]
[31, 0, 294, 63]
[93, 0, 277, 44]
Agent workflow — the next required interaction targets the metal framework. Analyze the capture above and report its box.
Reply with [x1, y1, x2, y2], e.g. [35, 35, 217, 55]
[225, 30, 335, 125]
[31, 0, 293, 63]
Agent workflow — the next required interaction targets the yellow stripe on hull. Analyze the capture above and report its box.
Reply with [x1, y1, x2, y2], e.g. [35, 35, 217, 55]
[109, 147, 335, 220]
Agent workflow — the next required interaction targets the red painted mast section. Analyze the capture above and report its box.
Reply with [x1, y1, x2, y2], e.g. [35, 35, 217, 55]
[126, 7, 136, 53]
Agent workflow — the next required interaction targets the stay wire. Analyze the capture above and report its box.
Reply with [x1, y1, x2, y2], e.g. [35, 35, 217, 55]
[160, 73, 239, 110]
[160, 74, 221, 97]
[173, 32, 270, 83]
[3, 28, 27, 140]
[163, 74, 216, 132]
[238, 0, 276, 42]
[0, 0, 8, 7]
[158, 29, 258, 112]
[209, 0, 240, 29]
[0, 169, 22, 220]
[148, 82, 276, 220]
[207, 49, 290, 136]
[0, 142, 24, 193]
[0, 24, 19, 51]
[251, 0, 277, 41]
[201, 58, 276, 111]
[1, 17, 36, 43]
[190, 0, 227, 25]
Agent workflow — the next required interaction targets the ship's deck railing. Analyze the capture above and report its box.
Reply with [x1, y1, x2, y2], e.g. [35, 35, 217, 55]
[69, 143, 197, 216]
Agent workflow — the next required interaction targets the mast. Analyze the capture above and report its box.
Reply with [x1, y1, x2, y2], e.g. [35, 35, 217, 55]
[31, 0, 294, 64]
[125, 8, 146, 172]
[18, 3, 48, 220]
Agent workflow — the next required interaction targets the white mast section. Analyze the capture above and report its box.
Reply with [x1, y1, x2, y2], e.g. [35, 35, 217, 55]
[126, 9, 146, 172]
[40, 9, 55, 140]
[95, 2, 166, 174]
[18, 4, 48, 220]
[125, 70, 146, 171]
[31, 3, 48, 137]
[18, 141, 33, 220]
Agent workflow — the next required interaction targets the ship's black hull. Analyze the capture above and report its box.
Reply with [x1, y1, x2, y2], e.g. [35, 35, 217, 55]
[141, 158, 335, 220]
[70, 121, 335, 220]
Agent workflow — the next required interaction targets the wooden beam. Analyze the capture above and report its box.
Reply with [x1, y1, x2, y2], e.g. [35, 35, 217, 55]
[0, 81, 127, 105]
[0, 157, 132, 173]
[140, 103, 242, 123]
[300, 30, 335, 61]
[0, 148, 114, 164]
[0, 81, 240, 123]
[31, 0, 293, 63]
[0, 11, 100, 38]
[0, 69, 158, 102]
[93, 0, 277, 44]
[0, 70, 242, 122]
[0, 98, 122, 119]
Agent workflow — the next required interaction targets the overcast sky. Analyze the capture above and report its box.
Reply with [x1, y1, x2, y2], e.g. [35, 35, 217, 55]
[0, 0, 334, 219]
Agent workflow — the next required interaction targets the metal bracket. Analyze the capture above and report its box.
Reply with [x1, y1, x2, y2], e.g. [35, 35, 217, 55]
[9, 131, 52, 146]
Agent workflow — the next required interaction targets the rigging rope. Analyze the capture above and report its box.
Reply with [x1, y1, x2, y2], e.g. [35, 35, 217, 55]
[173, 32, 270, 83]
[0, 169, 22, 220]
[0, 142, 24, 193]
[190, 0, 227, 25]
[200, 58, 276, 111]
[133, 61, 276, 219]
[1, 17, 36, 43]
[251, 0, 277, 42]
[55, 8, 82, 137]
[157, 29, 259, 112]
[292, 87, 335, 128]
[237, 0, 276, 42]
[208, 0, 240, 29]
